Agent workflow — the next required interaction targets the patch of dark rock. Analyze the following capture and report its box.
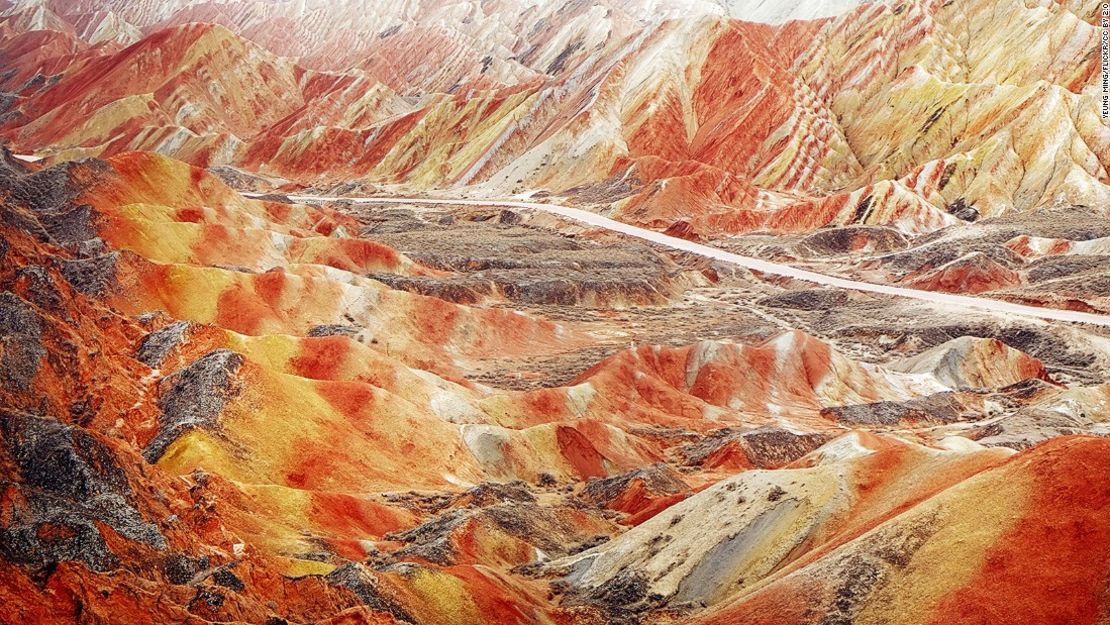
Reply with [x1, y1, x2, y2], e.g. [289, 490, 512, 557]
[512, 560, 549, 578]
[0, 498, 121, 573]
[545, 40, 583, 74]
[821, 513, 937, 625]
[499, 274, 666, 306]
[326, 563, 414, 623]
[962, 421, 1005, 441]
[767, 485, 787, 502]
[0, 291, 46, 392]
[877, 241, 1024, 274]
[2, 412, 129, 499]
[136, 321, 194, 368]
[311, 180, 379, 197]
[498, 209, 522, 225]
[144, 350, 245, 463]
[359, 218, 434, 235]
[69, 399, 95, 427]
[937, 161, 957, 190]
[919, 106, 945, 133]
[355, 207, 420, 227]
[683, 428, 831, 469]
[851, 195, 874, 223]
[212, 565, 245, 591]
[482, 504, 577, 553]
[1023, 273, 1110, 299]
[581, 465, 687, 507]
[626, 426, 702, 445]
[367, 222, 675, 306]
[36, 203, 98, 247]
[292, 549, 333, 563]
[426, 211, 455, 226]
[387, 510, 467, 565]
[252, 193, 293, 203]
[391, 499, 595, 565]
[758, 289, 850, 311]
[0, 91, 16, 113]
[869, 323, 1097, 382]
[14, 74, 44, 94]
[0, 105, 20, 126]
[568, 534, 611, 555]
[0, 206, 51, 249]
[820, 556, 885, 625]
[822, 392, 969, 426]
[164, 553, 200, 585]
[971, 408, 1090, 450]
[60, 253, 118, 296]
[0, 157, 77, 213]
[1027, 255, 1110, 283]
[377, 266, 670, 306]
[989, 326, 1095, 371]
[453, 480, 536, 508]
[13, 265, 63, 314]
[188, 587, 226, 611]
[0, 412, 166, 572]
[567, 170, 642, 204]
[206, 166, 284, 194]
[945, 197, 979, 222]
[796, 226, 909, 257]
[996, 378, 1058, 402]
[980, 206, 1110, 241]
[306, 324, 362, 338]
[580, 569, 657, 615]
[369, 274, 487, 304]
[379, 490, 453, 514]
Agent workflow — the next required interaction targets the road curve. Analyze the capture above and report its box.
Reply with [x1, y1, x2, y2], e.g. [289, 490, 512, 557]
[252, 192, 1110, 327]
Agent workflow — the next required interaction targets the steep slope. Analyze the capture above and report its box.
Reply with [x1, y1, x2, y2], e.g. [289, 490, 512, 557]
[482, 331, 1051, 434]
[4, 22, 306, 162]
[2, 148, 1108, 623]
[4, 0, 1104, 240]
[2, 0, 1109, 621]
[552, 433, 1016, 612]
[682, 436, 1110, 625]
[0, 151, 633, 624]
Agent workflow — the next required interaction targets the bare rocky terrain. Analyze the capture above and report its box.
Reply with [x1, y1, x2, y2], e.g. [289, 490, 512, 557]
[2, 0, 1109, 622]
[327, 198, 1110, 393]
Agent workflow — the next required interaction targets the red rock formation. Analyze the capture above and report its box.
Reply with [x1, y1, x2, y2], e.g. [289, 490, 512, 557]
[3, 0, 1104, 239]
[686, 437, 1110, 625]
[1, 0, 1108, 621]
[1, 142, 1105, 624]
[907, 252, 1023, 294]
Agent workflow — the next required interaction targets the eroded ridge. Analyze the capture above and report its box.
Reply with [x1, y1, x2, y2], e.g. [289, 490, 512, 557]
[0, 150, 1107, 624]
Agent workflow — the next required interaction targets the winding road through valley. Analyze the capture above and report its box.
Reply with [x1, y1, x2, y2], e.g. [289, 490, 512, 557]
[252, 193, 1110, 328]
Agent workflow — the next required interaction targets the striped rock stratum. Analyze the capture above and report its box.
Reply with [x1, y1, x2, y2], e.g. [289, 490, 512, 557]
[1, 1, 1109, 624]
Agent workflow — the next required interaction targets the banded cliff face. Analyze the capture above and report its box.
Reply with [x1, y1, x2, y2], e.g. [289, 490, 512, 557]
[2, 0, 1107, 238]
